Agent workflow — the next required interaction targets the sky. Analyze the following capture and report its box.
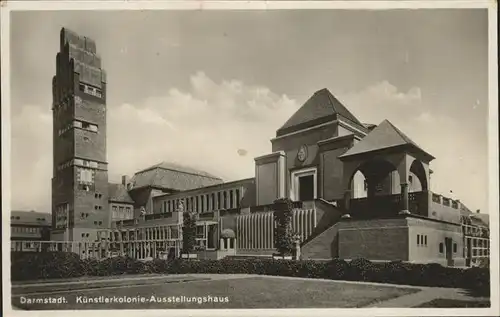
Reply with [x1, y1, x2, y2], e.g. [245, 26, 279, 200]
[9, 9, 490, 214]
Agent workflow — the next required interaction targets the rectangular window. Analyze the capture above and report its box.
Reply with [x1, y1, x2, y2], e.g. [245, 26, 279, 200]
[417, 234, 420, 245]
[211, 193, 215, 210]
[453, 243, 457, 253]
[223, 192, 227, 209]
[424, 235, 427, 246]
[235, 189, 240, 207]
[217, 192, 221, 209]
[196, 225, 205, 238]
[229, 190, 234, 208]
[439, 243, 444, 253]
[201, 196, 205, 212]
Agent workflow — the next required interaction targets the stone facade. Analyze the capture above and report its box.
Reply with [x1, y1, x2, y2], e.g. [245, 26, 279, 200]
[51, 28, 109, 243]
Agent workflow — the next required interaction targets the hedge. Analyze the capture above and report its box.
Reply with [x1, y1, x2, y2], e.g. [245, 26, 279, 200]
[10, 252, 489, 296]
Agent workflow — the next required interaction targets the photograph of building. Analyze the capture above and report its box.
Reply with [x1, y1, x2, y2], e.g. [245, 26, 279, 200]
[5, 5, 496, 311]
[9, 27, 485, 266]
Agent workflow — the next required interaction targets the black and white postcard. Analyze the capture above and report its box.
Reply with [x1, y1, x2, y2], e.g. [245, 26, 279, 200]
[1, 1, 498, 316]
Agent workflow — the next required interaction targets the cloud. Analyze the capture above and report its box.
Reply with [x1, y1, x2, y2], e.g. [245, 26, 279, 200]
[10, 106, 53, 213]
[107, 72, 300, 182]
[10, 72, 300, 213]
[338, 82, 487, 213]
[10, 76, 486, 215]
[339, 81, 423, 125]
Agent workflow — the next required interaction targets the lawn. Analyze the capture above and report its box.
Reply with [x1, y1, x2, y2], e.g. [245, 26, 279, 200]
[12, 276, 419, 309]
[415, 298, 491, 308]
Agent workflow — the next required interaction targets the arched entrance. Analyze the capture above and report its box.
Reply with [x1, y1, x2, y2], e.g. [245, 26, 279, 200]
[345, 159, 404, 218]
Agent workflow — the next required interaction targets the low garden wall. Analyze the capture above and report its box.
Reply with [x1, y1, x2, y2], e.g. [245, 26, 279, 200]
[11, 252, 489, 296]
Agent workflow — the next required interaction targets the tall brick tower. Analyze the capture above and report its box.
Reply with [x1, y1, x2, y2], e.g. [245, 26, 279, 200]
[51, 28, 109, 243]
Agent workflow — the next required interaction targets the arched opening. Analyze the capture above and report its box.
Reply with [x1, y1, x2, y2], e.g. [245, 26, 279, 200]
[348, 159, 400, 199]
[409, 160, 428, 191]
[345, 159, 407, 218]
[352, 170, 367, 198]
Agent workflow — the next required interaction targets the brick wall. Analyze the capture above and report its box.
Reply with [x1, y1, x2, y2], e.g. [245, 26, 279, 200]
[256, 162, 277, 205]
[51, 31, 109, 241]
[272, 123, 338, 196]
[321, 147, 348, 200]
[301, 223, 341, 260]
[338, 219, 409, 261]
[407, 217, 464, 265]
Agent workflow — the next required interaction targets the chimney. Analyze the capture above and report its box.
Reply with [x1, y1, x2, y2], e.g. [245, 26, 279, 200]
[122, 175, 129, 186]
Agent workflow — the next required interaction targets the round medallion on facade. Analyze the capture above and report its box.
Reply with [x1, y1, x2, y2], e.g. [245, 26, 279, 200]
[297, 145, 308, 162]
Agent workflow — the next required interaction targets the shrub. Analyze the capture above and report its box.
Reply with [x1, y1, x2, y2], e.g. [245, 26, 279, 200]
[273, 198, 297, 256]
[346, 258, 376, 282]
[462, 266, 490, 296]
[10, 251, 490, 296]
[182, 211, 197, 254]
[11, 251, 83, 281]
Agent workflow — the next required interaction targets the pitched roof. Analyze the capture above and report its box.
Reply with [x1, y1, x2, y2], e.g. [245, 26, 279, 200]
[339, 119, 434, 160]
[108, 183, 135, 204]
[277, 88, 362, 136]
[130, 161, 223, 191]
[11, 210, 51, 226]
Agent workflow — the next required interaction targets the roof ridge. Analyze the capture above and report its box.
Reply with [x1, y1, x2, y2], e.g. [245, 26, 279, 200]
[136, 161, 222, 180]
[321, 88, 362, 125]
[384, 119, 421, 148]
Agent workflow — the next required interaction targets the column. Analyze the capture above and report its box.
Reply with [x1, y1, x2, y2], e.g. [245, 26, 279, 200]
[270, 212, 274, 249]
[233, 190, 237, 209]
[344, 190, 351, 211]
[400, 183, 410, 214]
[264, 213, 269, 249]
[342, 190, 352, 219]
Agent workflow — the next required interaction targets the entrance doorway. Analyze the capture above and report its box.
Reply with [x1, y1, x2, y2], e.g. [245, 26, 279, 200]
[291, 167, 317, 202]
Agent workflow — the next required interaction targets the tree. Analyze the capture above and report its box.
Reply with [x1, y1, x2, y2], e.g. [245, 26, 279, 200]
[182, 211, 197, 255]
[273, 198, 298, 256]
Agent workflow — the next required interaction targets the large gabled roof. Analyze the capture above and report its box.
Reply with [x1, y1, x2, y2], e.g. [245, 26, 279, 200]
[108, 183, 135, 204]
[129, 161, 223, 191]
[276, 88, 363, 136]
[339, 119, 434, 161]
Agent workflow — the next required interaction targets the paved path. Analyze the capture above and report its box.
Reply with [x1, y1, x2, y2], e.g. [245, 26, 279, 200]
[364, 287, 489, 308]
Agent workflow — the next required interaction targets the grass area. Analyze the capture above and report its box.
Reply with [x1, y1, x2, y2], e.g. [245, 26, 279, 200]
[415, 298, 491, 308]
[12, 276, 418, 309]
[11, 276, 210, 296]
